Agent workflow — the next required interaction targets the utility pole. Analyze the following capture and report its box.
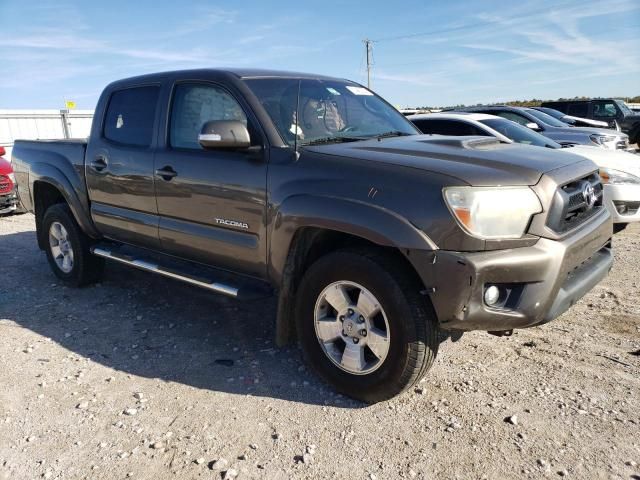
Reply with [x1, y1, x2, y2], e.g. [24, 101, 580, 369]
[363, 39, 373, 89]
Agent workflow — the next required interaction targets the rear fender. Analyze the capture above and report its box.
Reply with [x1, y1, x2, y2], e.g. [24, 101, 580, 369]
[30, 162, 100, 239]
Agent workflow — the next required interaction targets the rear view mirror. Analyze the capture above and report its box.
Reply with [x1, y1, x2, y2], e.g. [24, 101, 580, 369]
[198, 120, 250, 149]
[525, 122, 540, 131]
[0, 146, 5, 157]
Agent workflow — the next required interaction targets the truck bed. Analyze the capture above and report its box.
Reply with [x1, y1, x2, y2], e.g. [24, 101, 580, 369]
[12, 138, 89, 217]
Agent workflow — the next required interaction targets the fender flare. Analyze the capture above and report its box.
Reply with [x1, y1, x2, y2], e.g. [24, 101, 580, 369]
[30, 162, 101, 239]
[269, 194, 437, 346]
[268, 194, 437, 284]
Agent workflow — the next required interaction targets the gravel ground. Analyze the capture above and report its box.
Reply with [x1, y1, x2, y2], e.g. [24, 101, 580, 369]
[0, 213, 639, 480]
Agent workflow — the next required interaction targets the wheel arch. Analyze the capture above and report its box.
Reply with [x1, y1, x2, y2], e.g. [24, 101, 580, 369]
[30, 163, 100, 249]
[270, 195, 437, 346]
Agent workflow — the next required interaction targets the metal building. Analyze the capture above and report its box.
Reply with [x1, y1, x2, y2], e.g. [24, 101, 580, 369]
[0, 109, 94, 160]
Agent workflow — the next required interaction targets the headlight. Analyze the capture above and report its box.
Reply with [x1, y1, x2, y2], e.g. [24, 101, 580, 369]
[443, 186, 542, 239]
[7, 172, 16, 184]
[599, 168, 640, 185]
[590, 134, 618, 147]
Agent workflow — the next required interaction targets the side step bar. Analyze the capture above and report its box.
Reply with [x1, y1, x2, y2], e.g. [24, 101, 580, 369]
[91, 246, 239, 298]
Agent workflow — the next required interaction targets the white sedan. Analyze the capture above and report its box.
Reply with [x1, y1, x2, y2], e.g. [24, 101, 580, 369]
[409, 112, 640, 230]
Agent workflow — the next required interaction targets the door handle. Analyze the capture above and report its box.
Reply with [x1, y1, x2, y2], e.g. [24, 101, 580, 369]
[90, 156, 108, 172]
[155, 166, 178, 181]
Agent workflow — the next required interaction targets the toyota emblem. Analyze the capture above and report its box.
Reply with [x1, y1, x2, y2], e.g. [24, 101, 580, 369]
[582, 182, 597, 209]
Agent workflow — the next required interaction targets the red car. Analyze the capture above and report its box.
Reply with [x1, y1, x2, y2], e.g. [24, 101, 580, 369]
[0, 146, 19, 214]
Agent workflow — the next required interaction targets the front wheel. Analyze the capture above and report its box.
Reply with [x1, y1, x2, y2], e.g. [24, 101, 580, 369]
[42, 204, 104, 286]
[295, 249, 439, 403]
[613, 223, 628, 234]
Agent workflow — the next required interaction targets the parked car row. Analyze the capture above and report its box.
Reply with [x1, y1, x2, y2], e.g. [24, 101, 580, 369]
[409, 111, 640, 232]
[446, 105, 631, 151]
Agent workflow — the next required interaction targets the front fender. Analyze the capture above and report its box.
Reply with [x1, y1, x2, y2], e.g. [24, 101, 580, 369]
[268, 194, 437, 286]
[30, 162, 100, 238]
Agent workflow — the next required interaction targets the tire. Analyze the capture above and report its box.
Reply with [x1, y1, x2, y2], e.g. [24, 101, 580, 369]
[613, 223, 627, 234]
[295, 249, 439, 403]
[42, 203, 104, 286]
[631, 126, 640, 147]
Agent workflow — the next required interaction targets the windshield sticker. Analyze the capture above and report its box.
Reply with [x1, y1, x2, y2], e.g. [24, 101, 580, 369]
[290, 124, 303, 136]
[326, 87, 341, 96]
[346, 86, 373, 96]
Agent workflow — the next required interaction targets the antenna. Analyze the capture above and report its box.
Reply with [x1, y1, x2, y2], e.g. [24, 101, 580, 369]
[293, 79, 301, 160]
[363, 39, 373, 89]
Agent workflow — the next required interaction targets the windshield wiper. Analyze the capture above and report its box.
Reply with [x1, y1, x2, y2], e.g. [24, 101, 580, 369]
[372, 130, 414, 140]
[302, 136, 364, 146]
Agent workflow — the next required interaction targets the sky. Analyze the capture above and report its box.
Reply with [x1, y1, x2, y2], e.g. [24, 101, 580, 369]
[0, 0, 639, 109]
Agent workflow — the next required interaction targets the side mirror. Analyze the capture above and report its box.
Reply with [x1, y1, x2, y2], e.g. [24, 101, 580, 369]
[198, 120, 250, 149]
[0, 146, 5, 157]
[525, 122, 541, 131]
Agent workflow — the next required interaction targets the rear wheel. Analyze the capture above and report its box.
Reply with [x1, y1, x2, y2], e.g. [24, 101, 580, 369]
[42, 204, 104, 286]
[295, 249, 439, 403]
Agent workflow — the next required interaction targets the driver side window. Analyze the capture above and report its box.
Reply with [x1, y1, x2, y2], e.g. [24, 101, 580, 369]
[170, 83, 248, 150]
[593, 102, 618, 118]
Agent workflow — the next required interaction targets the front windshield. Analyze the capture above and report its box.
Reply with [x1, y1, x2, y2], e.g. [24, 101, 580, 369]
[536, 107, 564, 120]
[615, 100, 633, 115]
[479, 118, 561, 148]
[243, 78, 418, 146]
[524, 108, 570, 127]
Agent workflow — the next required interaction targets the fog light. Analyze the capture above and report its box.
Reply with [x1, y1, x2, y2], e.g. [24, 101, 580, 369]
[484, 285, 501, 306]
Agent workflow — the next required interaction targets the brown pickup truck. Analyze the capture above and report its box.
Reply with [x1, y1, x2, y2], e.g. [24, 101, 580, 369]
[12, 69, 613, 402]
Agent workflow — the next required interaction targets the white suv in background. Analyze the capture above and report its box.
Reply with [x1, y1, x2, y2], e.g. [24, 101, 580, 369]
[410, 112, 640, 232]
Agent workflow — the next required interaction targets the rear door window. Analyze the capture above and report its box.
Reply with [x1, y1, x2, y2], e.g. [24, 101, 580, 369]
[567, 103, 588, 117]
[103, 86, 160, 147]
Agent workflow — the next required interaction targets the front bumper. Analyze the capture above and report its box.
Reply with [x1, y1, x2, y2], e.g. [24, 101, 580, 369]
[0, 191, 18, 214]
[410, 209, 613, 331]
[603, 184, 640, 224]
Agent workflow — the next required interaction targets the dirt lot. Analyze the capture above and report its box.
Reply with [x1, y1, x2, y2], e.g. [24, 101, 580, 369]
[0, 214, 638, 480]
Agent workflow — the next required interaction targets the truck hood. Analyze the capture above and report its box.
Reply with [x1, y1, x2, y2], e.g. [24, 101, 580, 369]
[568, 145, 640, 176]
[306, 135, 592, 186]
[621, 114, 640, 128]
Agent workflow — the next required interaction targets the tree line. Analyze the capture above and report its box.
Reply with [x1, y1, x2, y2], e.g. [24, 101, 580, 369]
[419, 95, 640, 110]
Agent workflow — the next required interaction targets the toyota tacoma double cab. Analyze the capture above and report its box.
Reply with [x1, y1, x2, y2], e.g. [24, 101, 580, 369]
[12, 69, 613, 402]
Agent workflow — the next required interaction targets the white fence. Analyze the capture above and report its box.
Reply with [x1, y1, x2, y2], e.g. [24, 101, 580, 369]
[0, 109, 94, 160]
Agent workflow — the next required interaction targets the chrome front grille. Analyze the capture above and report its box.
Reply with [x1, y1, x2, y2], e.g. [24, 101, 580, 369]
[546, 173, 604, 233]
[0, 175, 12, 195]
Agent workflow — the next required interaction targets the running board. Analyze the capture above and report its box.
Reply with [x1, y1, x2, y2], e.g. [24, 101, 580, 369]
[91, 246, 239, 298]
